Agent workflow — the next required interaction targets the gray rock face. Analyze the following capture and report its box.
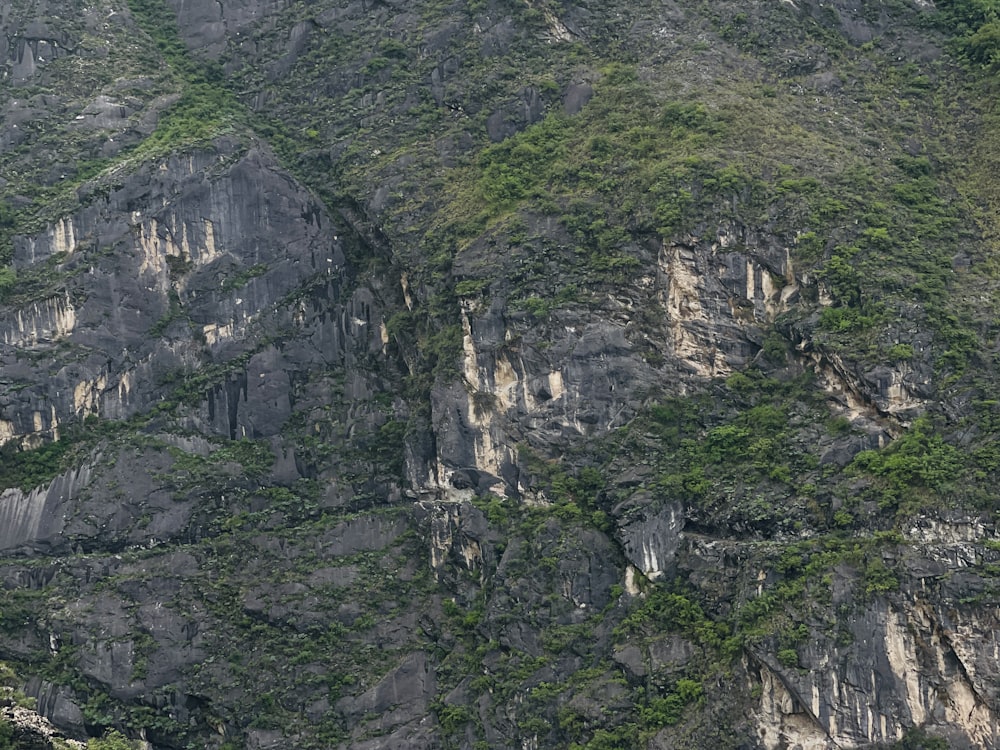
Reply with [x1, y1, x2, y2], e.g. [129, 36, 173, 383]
[165, 0, 289, 58]
[23, 679, 85, 737]
[1, 141, 344, 448]
[485, 86, 547, 143]
[1, 1, 998, 750]
[2, 15, 75, 85]
[616, 495, 685, 580]
[335, 652, 435, 736]
[746, 572, 1000, 749]
[0, 466, 92, 552]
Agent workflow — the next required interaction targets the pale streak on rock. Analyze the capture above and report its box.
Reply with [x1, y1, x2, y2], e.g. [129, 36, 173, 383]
[0, 294, 76, 346]
[661, 242, 717, 376]
[624, 565, 642, 596]
[460, 304, 480, 392]
[202, 321, 235, 347]
[73, 372, 108, 416]
[0, 464, 92, 550]
[754, 664, 830, 750]
[52, 217, 76, 255]
[884, 607, 926, 726]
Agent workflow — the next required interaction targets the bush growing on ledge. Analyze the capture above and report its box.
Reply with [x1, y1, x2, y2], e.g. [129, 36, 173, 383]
[891, 726, 949, 750]
[0, 267, 15, 298]
[776, 648, 799, 667]
[851, 416, 962, 503]
[88, 730, 140, 750]
[0, 436, 76, 492]
[639, 678, 704, 728]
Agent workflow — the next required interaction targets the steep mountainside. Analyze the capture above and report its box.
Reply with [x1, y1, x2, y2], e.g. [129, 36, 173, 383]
[3, 0, 1000, 748]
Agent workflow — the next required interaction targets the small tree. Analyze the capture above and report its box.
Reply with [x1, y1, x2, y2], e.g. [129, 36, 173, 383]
[88, 729, 139, 750]
[0, 718, 14, 750]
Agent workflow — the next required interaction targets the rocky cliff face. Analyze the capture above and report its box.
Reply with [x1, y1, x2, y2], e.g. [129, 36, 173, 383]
[2, 0, 1000, 748]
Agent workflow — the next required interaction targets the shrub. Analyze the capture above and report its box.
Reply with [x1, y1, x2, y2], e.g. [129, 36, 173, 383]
[851, 417, 962, 492]
[640, 679, 703, 728]
[660, 101, 720, 134]
[964, 21, 1000, 65]
[0, 436, 75, 492]
[454, 278, 489, 296]
[436, 704, 473, 734]
[892, 727, 949, 750]
[88, 730, 139, 750]
[818, 306, 876, 333]
[863, 559, 899, 595]
[820, 252, 862, 307]
[887, 343, 914, 362]
[705, 424, 751, 463]
[776, 648, 799, 667]
[0, 267, 14, 296]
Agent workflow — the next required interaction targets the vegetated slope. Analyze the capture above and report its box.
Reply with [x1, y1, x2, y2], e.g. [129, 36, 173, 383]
[2, 0, 1000, 748]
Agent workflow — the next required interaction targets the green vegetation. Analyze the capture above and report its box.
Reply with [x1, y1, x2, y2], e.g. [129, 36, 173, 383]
[88, 730, 141, 750]
[639, 679, 704, 729]
[0, 0, 241, 286]
[125, 0, 222, 80]
[851, 416, 963, 511]
[939, 0, 1000, 65]
[0, 437, 77, 492]
[621, 371, 826, 535]
[131, 83, 241, 160]
[166, 438, 275, 485]
[891, 727, 951, 750]
[0, 415, 131, 492]
[4, 0, 1000, 747]
[219, 263, 269, 291]
[617, 587, 739, 657]
[124, 0, 243, 158]
[727, 532, 903, 651]
[428, 66, 737, 290]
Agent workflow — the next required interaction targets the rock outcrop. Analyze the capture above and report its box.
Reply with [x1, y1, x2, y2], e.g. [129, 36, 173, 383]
[0, 0, 997, 749]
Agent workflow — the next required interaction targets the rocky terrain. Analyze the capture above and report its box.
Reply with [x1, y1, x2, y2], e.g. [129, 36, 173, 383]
[2, 0, 1000, 748]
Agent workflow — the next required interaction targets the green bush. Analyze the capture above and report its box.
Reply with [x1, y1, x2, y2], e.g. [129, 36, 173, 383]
[640, 678, 703, 728]
[887, 343, 914, 361]
[863, 559, 899, 595]
[88, 730, 139, 750]
[454, 278, 489, 296]
[761, 332, 787, 362]
[965, 21, 1000, 64]
[0, 436, 75, 492]
[660, 101, 721, 135]
[0, 267, 14, 297]
[818, 306, 877, 333]
[820, 252, 862, 307]
[134, 83, 241, 158]
[649, 398, 701, 443]
[436, 704, 473, 734]
[571, 725, 640, 750]
[656, 466, 709, 502]
[705, 424, 751, 463]
[776, 648, 799, 667]
[851, 417, 962, 492]
[891, 727, 949, 750]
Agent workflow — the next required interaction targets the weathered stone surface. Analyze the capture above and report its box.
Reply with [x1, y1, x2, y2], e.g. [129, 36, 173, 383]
[1, 1, 998, 749]
[617, 494, 685, 580]
[165, 0, 288, 59]
[2, 141, 346, 451]
[335, 652, 436, 733]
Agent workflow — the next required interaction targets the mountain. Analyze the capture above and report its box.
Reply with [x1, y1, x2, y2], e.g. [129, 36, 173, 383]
[2, 0, 1000, 748]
